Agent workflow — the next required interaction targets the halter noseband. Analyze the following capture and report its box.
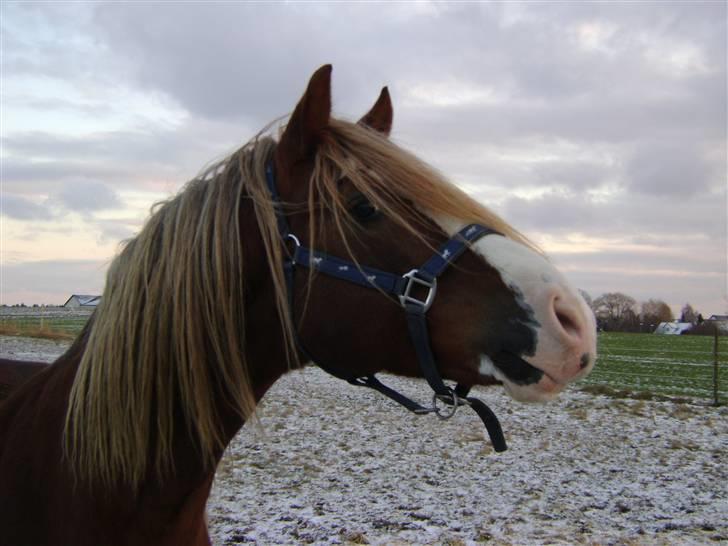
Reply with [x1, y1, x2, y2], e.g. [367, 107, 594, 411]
[265, 164, 507, 452]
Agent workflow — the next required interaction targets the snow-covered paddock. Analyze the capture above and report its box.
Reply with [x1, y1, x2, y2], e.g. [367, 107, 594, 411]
[208, 368, 727, 545]
[1, 336, 726, 545]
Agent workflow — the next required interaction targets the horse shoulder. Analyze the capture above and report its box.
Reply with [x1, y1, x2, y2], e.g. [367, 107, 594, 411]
[0, 354, 214, 546]
[0, 358, 50, 400]
[0, 356, 74, 545]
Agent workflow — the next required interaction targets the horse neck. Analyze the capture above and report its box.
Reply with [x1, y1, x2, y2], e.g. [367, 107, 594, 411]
[162, 194, 295, 468]
[135, 201, 295, 533]
[0, 196, 295, 546]
[84, 200, 292, 515]
[172, 194, 299, 441]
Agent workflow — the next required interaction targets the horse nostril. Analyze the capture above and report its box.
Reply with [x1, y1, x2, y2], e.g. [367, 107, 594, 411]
[555, 308, 580, 338]
[579, 353, 590, 370]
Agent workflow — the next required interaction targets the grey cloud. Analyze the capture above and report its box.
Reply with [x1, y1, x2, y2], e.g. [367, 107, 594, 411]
[8, 3, 725, 152]
[397, 83, 725, 149]
[3, 130, 202, 167]
[1, 158, 143, 203]
[625, 142, 716, 197]
[1, 119, 253, 196]
[501, 189, 723, 239]
[9, 2, 725, 139]
[1, 259, 108, 302]
[551, 245, 722, 276]
[0, 194, 56, 220]
[2, 2, 116, 82]
[503, 193, 587, 231]
[2, 158, 127, 192]
[55, 181, 121, 212]
[530, 159, 614, 193]
[92, 3, 339, 123]
[2, 2, 725, 312]
[94, 219, 136, 245]
[558, 267, 723, 317]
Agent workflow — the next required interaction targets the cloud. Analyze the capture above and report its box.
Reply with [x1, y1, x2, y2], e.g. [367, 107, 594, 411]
[80, 3, 725, 140]
[0, 194, 56, 220]
[93, 218, 136, 245]
[1, 2, 725, 314]
[501, 188, 722, 239]
[55, 181, 121, 212]
[1, 259, 108, 305]
[1, 118, 258, 194]
[625, 142, 718, 197]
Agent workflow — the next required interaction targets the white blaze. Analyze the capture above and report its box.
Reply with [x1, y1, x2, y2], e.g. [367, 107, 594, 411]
[435, 215, 597, 402]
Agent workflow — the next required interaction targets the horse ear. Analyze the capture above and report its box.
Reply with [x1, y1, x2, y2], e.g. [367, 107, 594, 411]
[278, 64, 332, 162]
[358, 87, 393, 136]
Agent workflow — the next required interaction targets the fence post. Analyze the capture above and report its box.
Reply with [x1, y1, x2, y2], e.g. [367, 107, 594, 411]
[714, 324, 720, 407]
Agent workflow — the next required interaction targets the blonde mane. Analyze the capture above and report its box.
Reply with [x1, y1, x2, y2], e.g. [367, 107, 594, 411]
[315, 120, 533, 248]
[64, 118, 530, 490]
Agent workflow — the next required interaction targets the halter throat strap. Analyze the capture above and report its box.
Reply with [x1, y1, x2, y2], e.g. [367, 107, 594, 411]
[265, 163, 507, 452]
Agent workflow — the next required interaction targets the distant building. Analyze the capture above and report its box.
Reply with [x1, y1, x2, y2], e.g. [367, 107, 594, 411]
[653, 321, 693, 335]
[63, 295, 101, 308]
[705, 315, 728, 333]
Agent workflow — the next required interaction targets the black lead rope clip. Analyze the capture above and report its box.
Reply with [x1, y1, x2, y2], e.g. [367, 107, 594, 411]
[347, 377, 507, 453]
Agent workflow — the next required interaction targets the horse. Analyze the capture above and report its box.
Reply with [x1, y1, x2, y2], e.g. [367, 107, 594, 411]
[0, 65, 596, 546]
[0, 358, 49, 399]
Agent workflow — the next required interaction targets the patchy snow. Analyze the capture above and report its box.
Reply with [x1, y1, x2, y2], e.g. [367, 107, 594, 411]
[209, 369, 727, 545]
[0, 335, 70, 362]
[2, 336, 726, 545]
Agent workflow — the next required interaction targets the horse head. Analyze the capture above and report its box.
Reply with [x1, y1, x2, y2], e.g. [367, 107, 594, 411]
[271, 65, 596, 404]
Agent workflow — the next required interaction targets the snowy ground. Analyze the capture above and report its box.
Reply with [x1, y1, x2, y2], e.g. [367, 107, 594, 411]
[2, 335, 726, 545]
[0, 334, 72, 362]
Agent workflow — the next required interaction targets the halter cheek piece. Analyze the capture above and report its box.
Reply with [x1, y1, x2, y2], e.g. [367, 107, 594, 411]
[266, 164, 507, 452]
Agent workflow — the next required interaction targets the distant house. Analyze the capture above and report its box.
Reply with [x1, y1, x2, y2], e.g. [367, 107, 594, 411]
[63, 295, 101, 308]
[706, 315, 728, 333]
[653, 321, 693, 335]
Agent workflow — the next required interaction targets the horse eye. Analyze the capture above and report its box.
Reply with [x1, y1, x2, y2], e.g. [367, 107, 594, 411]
[349, 195, 379, 222]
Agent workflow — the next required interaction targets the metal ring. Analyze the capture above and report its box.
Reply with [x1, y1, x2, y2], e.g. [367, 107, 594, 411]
[432, 390, 459, 420]
[284, 233, 301, 263]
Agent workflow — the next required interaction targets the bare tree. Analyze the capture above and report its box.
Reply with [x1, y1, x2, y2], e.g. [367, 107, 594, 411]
[593, 292, 637, 331]
[641, 299, 674, 331]
[680, 303, 698, 323]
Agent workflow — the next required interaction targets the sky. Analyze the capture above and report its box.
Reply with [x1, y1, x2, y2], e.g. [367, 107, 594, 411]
[1, 1, 726, 317]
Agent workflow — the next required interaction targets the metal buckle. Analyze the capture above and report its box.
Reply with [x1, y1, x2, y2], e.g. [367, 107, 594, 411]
[399, 269, 437, 311]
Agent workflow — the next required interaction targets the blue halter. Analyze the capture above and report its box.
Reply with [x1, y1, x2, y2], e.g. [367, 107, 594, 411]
[265, 163, 507, 452]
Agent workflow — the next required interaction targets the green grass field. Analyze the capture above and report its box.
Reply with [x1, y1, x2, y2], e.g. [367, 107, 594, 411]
[580, 332, 727, 403]
[0, 314, 90, 338]
[1, 313, 725, 403]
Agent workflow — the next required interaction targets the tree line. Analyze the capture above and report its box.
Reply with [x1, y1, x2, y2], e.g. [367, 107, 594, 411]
[580, 291, 709, 334]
